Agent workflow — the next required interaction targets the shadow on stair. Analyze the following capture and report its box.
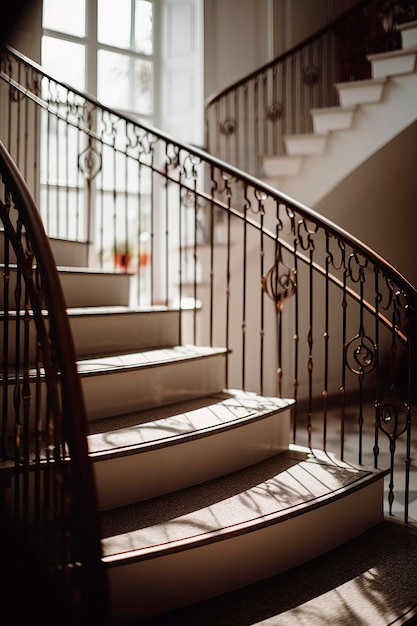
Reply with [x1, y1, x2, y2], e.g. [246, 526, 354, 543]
[131, 519, 417, 626]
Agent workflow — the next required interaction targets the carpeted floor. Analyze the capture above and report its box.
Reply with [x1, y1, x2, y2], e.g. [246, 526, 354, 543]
[131, 519, 417, 626]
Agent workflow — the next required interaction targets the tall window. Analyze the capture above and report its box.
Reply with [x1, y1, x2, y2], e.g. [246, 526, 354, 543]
[42, 0, 154, 121]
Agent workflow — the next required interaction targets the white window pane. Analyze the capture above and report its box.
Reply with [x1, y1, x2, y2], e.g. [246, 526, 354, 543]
[134, 59, 153, 114]
[42, 37, 85, 91]
[97, 50, 152, 115]
[98, 0, 131, 49]
[135, 1, 153, 54]
[43, 0, 86, 37]
[97, 50, 129, 107]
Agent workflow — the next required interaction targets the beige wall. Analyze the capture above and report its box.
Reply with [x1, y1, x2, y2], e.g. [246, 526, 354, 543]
[316, 120, 417, 287]
[204, 0, 273, 99]
[5, 0, 42, 62]
[273, 0, 359, 54]
[204, 0, 360, 99]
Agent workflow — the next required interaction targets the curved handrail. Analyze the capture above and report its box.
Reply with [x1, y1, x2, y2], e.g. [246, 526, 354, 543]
[1, 42, 415, 299]
[1, 37, 416, 529]
[0, 141, 109, 624]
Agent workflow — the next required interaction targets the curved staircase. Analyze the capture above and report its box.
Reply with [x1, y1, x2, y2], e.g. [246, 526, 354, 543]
[1, 6, 417, 622]
[38, 240, 385, 623]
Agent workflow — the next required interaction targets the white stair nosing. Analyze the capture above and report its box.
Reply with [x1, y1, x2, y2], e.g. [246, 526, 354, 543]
[367, 45, 417, 62]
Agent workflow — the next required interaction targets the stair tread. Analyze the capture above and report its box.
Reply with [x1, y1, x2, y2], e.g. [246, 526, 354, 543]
[68, 304, 173, 316]
[367, 45, 417, 61]
[77, 344, 227, 376]
[310, 105, 357, 114]
[101, 446, 383, 562]
[335, 76, 388, 89]
[284, 132, 327, 140]
[88, 389, 294, 457]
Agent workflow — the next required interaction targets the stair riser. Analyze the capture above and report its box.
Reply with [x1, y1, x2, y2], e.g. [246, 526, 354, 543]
[285, 136, 327, 156]
[93, 409, 290, 509]
[370, 52, 417, 79]
[0, 310, 181, 362]
[82, 354, 226, 420]
[49, 239, 89, 267]
[106, 477, 384, 622]
[1, 356, 226, 434]
[0, 234, 89, 268]
[0, 269, 131, 309]
[70, 310, 180, 358]
[336, 81, 386, 107]
[58, 272, 131, 308]
[399, 22, 417, 49]
[311, 109, 356, 134]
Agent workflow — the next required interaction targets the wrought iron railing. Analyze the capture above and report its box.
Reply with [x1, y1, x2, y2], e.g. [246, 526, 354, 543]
[205, 0, 417, 177]
[0, 142, 109, 624]
[0, 18, 416, 540]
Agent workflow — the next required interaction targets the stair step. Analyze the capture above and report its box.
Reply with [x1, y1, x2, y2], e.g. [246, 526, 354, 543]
[262, 155, 303, 178]
[101, 445, 386, 622]
[69, 306, 181, 357]
[284, 133, 328, 156]
[132, 519, 417, 625]
[78, 345, 227, 420]
[58, 267, 131, 307]
[88, 389, 293, 509]
[0, 265, 131, 308]
[0, 306, 181, 363]
[399, 19, 417, 50]
[310, 105, 356, 134]
[368, 46, 417, 79]
[335, 77, 387, 107]
[49, 238, 89, 267]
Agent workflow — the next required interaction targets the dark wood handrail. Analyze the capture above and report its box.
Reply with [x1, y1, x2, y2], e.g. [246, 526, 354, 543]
[0, 141, 109, 625]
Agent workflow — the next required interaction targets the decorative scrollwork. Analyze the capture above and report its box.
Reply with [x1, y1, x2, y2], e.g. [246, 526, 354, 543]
[345, 333, 375, 376]
[181, 188, 205, 210]
[220, 119, 236, 136]
[181, 153, 202, 179]
[165, 143, 181, 171]
[304, 65, 320, 87]
[77, 144, 102, 180]
[262, 246, 297, 311]
[297, 218, 318, 251]
[347, 251, 368, 283]
[377, 388, 409, 441]
[265, 102, 282, 122]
